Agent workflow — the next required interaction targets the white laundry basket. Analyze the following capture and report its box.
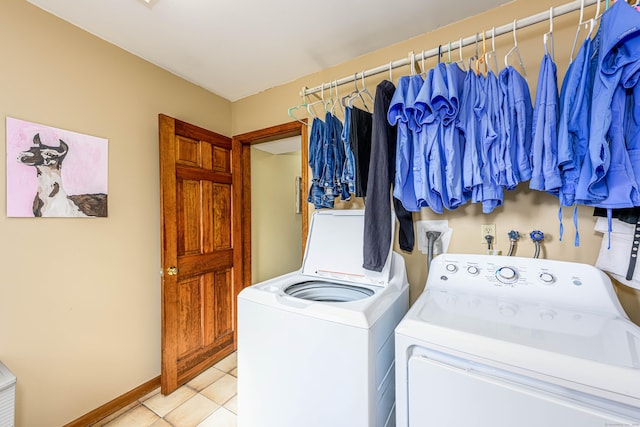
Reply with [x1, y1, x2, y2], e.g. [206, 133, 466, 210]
[0, 361, 16, 427]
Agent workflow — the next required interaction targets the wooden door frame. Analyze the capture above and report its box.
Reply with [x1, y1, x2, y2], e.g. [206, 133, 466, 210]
[233, 120, 308, 289]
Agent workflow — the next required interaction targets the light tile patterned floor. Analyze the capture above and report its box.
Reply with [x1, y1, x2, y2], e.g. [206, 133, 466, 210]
[90, 352, 237, 427]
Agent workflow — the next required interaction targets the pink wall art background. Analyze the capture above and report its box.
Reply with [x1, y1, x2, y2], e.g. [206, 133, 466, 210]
[6, 116, 108, 217]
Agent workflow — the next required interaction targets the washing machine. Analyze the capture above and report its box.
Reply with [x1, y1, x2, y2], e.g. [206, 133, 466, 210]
[395, 254, 640, 427]
[238, 210, 410, 427]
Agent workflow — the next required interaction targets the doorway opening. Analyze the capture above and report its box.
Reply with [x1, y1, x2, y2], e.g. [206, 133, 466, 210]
[233, 120, 308, 288]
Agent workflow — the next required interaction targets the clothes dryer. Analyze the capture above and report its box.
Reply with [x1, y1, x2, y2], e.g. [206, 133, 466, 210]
[395, 254, 640, 427]
[238, 210, 409, 427]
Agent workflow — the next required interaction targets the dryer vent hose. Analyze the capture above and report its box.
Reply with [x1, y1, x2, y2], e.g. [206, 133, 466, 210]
[426, 231, 442, 272]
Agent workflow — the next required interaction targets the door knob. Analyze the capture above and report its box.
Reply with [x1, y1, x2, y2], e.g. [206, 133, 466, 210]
[167, 266, 179, 276]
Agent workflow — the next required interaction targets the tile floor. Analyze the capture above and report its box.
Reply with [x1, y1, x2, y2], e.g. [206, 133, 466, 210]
[91, 352, 238, 427]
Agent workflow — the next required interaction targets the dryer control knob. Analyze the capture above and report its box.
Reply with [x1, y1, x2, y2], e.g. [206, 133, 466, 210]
[496, 266, 518, 283]
[445, 263, 458, 273]
[466, 265, 480, 276]
[539, 272, 555, 284]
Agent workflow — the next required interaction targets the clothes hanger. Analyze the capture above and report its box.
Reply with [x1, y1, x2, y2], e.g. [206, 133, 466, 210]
[358, 72, 374, 109]
[504, 19, 527, 80]
[468, 33, 479, 71]
[543, 7, 555, 61]
[341, 74, 359, 108]
[447, 42, 453, 65]
[345, 72, 371, 112]
[569, 0, 599, 63]
[409, 51, 417, 76]
[288, 87, 310, 126]
[330, 80, 344, 118]
[326, 80, 335, 115]
[307, 84, 327, 118]
[475, 31, 488, 75]
[485, 27, 499, 74]
[455, 37, 466, 71]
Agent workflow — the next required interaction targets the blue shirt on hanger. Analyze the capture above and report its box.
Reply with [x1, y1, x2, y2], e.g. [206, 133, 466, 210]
[530, 52, 561, 195]
[443, 62, 468, 208]
[557, 36, 594, 208]
[459, 70, 484, 205]
[416, 66, 445, 213]
[480, 71, 503, 213]
[499, 66, 533, 189]
[582, 0, 640, 204]
[389, 76, 419, 211]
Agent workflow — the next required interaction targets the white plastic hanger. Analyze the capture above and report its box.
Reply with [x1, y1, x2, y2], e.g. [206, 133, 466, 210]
[357, 72, 374, 110]
[485, 27, 499, 74]
[468, 33, 479, 70]
[341, 74, 359, 108]
[330, 80, 344, 118]
[307, 84, 327, 118]
[504, 19, 527, 80]
[544, 7, 555, 61]
[569, 0, 600, 62]
[455, 37, 466, 71]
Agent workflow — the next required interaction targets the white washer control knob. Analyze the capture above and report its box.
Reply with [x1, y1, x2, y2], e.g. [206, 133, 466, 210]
[539, 272, 555, 284]
[496, 266, 518, 283]
[466, 265, 480, 275]
[445, 263, 458, 273]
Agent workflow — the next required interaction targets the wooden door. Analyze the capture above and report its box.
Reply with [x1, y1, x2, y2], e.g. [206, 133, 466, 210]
[159, 114, 242, 394]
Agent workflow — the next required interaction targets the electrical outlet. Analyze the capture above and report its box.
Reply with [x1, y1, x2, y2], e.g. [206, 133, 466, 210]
[480, 224, 496, 244]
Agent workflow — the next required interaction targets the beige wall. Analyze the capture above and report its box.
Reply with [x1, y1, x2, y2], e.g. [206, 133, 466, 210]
[2, 0, 640, 426]
[0, 1, 231, 426]
[232, 0, 640, 324]
[250, 147, 303, 282]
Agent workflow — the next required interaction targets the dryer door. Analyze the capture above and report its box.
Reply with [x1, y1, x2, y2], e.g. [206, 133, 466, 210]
[406, 351, 640, 426]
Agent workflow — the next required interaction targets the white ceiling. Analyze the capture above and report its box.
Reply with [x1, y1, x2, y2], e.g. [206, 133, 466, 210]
[26, 0, 509, 102]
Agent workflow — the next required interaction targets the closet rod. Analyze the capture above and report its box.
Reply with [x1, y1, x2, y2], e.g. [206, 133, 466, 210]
[302, 0, 599, 97]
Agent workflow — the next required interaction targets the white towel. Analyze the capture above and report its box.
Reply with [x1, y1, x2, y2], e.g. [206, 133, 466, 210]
[594, 217, 640, 290]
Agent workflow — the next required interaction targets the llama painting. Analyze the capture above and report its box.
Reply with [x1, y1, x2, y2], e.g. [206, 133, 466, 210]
[7, 117, 108, 217]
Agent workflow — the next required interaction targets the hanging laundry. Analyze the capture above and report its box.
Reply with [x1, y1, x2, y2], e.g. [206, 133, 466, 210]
[415, 62, 467, 212]
[326, 112, 349, 201]
[415, 66, 446, 213]
[529, 50, 560, 195]
[307, 117, 332, 209]
[350, 106, 373, 198]
[557, 35, 595, 208]
[363, 80, 415, 273]
[479, 69, 504, 213]
[340, 106, 356, 199]
[497, 65, 533, 190]
[578, 0, 640, 206]
[388, 74, 424, 212]
[459, 68, 484, 207]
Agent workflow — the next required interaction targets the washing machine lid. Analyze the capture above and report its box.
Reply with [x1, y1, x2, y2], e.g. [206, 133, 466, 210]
[301, 210, 392, 286]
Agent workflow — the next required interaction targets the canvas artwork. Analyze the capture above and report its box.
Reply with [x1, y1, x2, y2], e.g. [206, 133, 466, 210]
[6, 117, 108, 217]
